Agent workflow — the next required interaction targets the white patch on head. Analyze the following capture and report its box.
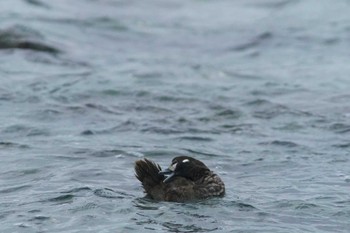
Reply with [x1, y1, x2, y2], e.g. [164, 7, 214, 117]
[169, 162, 177, 171]
[182, 159, 189, 163]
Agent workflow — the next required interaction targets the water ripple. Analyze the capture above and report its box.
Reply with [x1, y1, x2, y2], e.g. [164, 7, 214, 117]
[0, 185, 32, 194]
[0, 25, 60, 53]
[94, 188, 131, 199]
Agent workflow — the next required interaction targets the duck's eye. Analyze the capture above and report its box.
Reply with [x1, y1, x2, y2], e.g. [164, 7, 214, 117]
[182, 159, 189, 163]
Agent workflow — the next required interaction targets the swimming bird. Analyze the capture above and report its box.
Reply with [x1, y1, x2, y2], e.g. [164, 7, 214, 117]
[135, 156, 225, 202]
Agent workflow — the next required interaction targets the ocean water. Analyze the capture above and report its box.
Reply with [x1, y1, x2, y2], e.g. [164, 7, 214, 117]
[1, 0, 350, 232]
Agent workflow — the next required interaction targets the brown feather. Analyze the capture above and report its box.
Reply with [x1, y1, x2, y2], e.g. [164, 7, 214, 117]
[135, 157, 225, 202]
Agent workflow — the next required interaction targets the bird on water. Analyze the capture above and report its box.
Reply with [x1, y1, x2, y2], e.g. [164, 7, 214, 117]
[135, 156, 225, 202]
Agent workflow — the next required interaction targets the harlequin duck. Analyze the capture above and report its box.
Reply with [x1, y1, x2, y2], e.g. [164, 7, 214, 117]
[135, 156, 225, 202]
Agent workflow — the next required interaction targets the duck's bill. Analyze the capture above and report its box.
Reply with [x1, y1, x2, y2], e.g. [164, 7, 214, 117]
[159, 168, 175, 183]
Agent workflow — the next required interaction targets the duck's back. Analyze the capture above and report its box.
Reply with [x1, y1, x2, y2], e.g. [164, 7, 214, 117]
[193, 171, 225, 199]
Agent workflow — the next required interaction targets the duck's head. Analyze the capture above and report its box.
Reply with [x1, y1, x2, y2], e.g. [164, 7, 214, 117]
[159, 156, 210, 183]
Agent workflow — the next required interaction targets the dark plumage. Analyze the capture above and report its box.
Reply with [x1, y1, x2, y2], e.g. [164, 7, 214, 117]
[135, 156, 225, 202]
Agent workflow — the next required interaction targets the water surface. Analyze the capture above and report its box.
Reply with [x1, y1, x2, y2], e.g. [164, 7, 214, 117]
[1, 0, 350, 232]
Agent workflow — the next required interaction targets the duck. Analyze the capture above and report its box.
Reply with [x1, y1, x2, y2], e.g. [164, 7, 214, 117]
[135, 156, 225, 202]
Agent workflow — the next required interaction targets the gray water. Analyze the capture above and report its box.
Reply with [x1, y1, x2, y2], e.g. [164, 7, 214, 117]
[1, 0, 350, 232]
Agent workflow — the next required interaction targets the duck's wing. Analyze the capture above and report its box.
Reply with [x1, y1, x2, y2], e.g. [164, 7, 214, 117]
[135, 159, 166, 200]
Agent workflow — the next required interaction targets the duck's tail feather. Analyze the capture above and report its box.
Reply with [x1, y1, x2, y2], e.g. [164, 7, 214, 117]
[135, 159, 165, 200]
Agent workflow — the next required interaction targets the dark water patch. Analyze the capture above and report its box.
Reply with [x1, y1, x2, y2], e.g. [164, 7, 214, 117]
[61, 187, 92, 194]
[42, 188, 93, 206]
[133, 71, 164, 79]
[327, 94, 350, 103]
[28, 109, 62, 121]
[110, 120, 139, 132]
[252, 0, 295, 9]
[43, 17, 128, 32]
[134, 90, 151, 98]
[65, 105, 87, 114]
[272, 200, 321, 211]
[177, 117, 191, 123]
[182, 148, 225, 158]
[323, 37, 340, 45]
[220, 124, 253, 130]
[215, 109, 241, 118]
[334, 200, 350, 206]
[28, 209, 41, 213]
[274, 122, 304, 132]
[3, 40, 59, 54]
[245, 99, 271, 106]
[246, 99, 311, 119]
[101, 89, 120, 96]
[219, 123, 256, 134]
[162, 222, 218, 233]
[26, 128, 50, 137]
[0, 185, 32, 194]
[231, 32, 273, 52]
[235, 202, 257, 211]
[81, 130, 95, 135]
[75, 147, 141, 158]
[85, 103, 121, 115]
[50, 93, 91, 105]
[259, 140, 300, 148]
[29, 215, 50, 222]
[187, 127, 221, 135]
[221, 70, 262, 80]
[40, 109, 61, 116]
[141, 126, 183, 135]
[328, 158, 349, 164]
[142, 149, 181, 158]
[70, 202, 99, 213]
[198, 107, 242, 122]
[80, 120, 140, 136]
[94, 188, 131, 199]
[85, 17, 128, 31]
[220, 200, 257, 211]
[0, 210, 16, 220]
[2, 124, 50, 137]
[89, 149, 126, 158]
[134, 105, 174, 114]
[329, 123, 350, 134]
[133, 198, 162, 210]
[47, 194, 74, 204]
[0, 25, 59, 54]
[333, 210, 350, 217]
[24, 0, 50, 8]
[175, 136, 214, 142]
[295, 203, 319, 210]
[252, 103, 308, 120]
[27, 53, 89, 67]
[54, 155, 86, 161]
[73, 148, 90, 155]
[155, 95, 200, 103]
[3, 169, 41, 179]
[0, 88, 13, 101]
[0, 141, 30, 149]
[250, 83, 307, 97]
[48, 78, 84, 93]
